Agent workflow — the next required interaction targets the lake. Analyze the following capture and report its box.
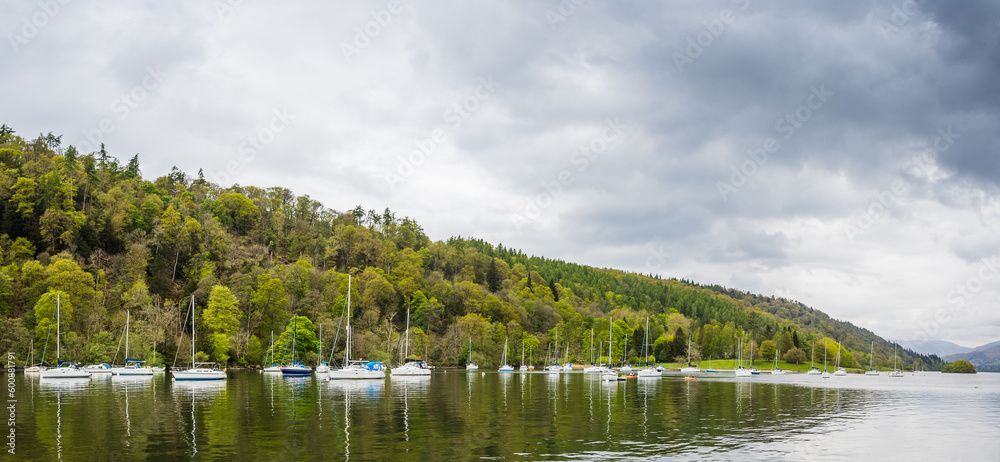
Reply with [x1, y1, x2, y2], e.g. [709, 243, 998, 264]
[8, 369, 1000, 460]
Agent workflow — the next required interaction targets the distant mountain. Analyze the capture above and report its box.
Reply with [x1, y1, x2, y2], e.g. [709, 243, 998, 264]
[944, 341, 1000, 372]
[894, 339, 973, 357]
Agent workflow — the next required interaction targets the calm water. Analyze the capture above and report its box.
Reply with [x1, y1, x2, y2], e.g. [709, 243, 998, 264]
[8, 370, 1000, 460]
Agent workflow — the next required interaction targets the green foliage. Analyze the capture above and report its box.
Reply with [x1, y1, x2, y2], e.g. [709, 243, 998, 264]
[0, 125, 946, 370]
[941, 359, 976, 373]
[274, 315, 317, 363]
[782, 347, 807, 364]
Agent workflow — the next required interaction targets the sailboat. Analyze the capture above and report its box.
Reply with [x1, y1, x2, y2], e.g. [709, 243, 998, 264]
[546, 328, 561, 373]
[519, 340, 529, 371]
[280, 316, 312, 376]
[562, 344, 573, 371]
[821, 342, 831, 378]
[465, 337, 479, 371]
[262, 331, 281, 372]
[734, 337, 752, 377]
[770, 348, 785, 375]
[637, 318, 660, 378]
[24, 341, 42, 373]
[112, 311, 153, 376]
[888, 342, 904, 377]
[584, 328, 605, 374]
[499, 337, 514, 372]
[807, 342, 822, 375]
[865, 341, 880, 376]
[680, 334, 700, 373]
[40, 294, 91, 379]
[602, 316, 619, 381]
[394, 302, 431, 376]
[172, 295, 227, 381]
[327, 275, 386, 380]
[833, 340, 847, 376]
[316, 324, 330, 375]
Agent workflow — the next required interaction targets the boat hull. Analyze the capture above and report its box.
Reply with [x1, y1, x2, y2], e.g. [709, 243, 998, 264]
[112, 367, 154, 376]
[281, 367, 313, 376]
[172, 369, 226, 381]
[328, 368, 386, 380]
[41, 367, 92, 379]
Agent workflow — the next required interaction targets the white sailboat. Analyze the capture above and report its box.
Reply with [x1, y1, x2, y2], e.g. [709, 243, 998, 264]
[262, 331, 281, 372]
[112, 311, 153, 376]
[316, 324, 330, 374]
[394, 302, 431, 376]
[499, 337, 513, 372]
[40, 294, 91, 379]
[519, 340, 529, 372]
[833, 340, 847, 376]
[770, 347, 785, 375]
[821, 342, 831, 378]
[172, 296, 227, 381]
[680, 334, 700, 374]
[734, 338, 752, 377]
[327, 275, 386, 380]
[637, 318, 660, 378]
[562, 344, 573, 371]
[865, 341, 880, 376]
[807, 342, 822, 375]
[602, 317, 619, 382]
[24, 341, 42, 373]
[584, 328, 607, 374]
[546, 328, 561, 373]
[888, 342, 904, 377]
[465, 337, 479, 371]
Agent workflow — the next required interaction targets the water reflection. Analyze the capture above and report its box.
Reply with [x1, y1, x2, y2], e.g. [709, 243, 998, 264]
[14, 371, 1000, 460]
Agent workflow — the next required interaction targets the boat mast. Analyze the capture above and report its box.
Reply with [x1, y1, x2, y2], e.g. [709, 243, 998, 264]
[56, 293, 60, 364]
[405, 303, 410, 360]
[190, 295, 195, 367]
[607, 316, 613, 368]
[125, 310, 130, 363]
[346, 275, 352, 365]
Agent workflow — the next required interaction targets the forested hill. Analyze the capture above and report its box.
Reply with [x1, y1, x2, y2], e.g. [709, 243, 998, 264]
[0, 126, 941, 371]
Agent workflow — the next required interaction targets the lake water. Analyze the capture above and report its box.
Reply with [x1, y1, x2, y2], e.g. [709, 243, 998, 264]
[8, 370, 1000, 460]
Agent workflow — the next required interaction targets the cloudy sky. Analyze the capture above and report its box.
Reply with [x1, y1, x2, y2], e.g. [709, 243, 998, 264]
[3, 0, 999, 347]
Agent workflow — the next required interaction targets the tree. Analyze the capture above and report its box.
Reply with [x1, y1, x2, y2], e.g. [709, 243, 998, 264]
[782, 347, 807, 365]
[941, 360, 976, 373]
[486, 258, 501, 293]
[273, 315, 318, 364]
[204, 285, 241, 335]
[760, 339, 777, 361]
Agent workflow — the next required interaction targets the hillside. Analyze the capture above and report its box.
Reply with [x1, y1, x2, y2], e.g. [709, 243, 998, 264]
[895, 339, 973, 358]
[0, 126, 943, 371]
[945, 341, 1000, 372]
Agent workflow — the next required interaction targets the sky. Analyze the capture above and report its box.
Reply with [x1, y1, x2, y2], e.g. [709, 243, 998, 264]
[3, 0, 999, 348]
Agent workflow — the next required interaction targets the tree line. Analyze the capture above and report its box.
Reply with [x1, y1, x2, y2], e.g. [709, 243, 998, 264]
[0, 126, 942, 371]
